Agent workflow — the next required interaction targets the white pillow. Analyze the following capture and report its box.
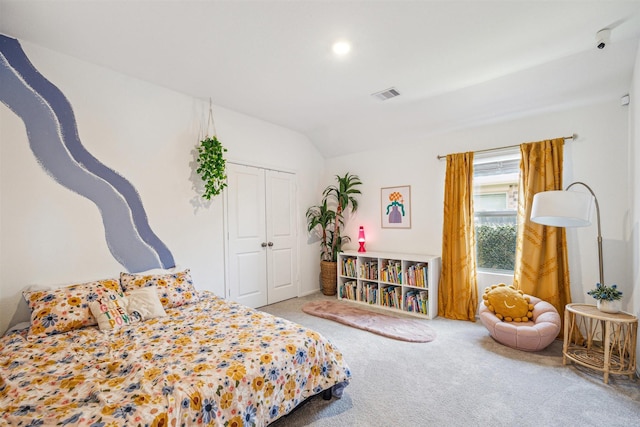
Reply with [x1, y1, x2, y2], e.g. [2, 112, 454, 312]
[125, 287, 167, 320]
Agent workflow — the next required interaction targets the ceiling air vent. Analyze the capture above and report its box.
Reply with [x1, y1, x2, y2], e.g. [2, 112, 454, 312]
[372, 87, 400, 101]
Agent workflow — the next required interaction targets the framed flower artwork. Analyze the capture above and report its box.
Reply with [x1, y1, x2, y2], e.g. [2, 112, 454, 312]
[381, 185, 411, 229]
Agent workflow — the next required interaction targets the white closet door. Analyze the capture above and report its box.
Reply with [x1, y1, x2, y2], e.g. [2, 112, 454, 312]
[226, 164, 298, 308]
[265, 170, 298, 304]
[226, 164, 268, 308]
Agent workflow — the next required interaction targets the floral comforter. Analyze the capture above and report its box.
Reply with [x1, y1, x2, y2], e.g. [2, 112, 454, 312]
[0, 292, 351, 426]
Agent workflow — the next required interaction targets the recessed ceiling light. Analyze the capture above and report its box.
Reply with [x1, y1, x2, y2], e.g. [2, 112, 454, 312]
[332, 40, 351, 56]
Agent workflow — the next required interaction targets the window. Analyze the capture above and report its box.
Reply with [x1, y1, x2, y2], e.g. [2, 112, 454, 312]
[475, 193, 507, 211]
[473, 153, 520, 272]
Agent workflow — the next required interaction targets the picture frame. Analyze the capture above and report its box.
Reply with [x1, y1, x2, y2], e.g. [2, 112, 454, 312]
[381, 185, 411, 229]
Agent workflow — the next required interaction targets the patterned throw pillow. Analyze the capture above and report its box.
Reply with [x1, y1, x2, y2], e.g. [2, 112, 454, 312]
[88, 292, 142, 331]
[23, 279, 123, 336]
[120, 269, 199, 309]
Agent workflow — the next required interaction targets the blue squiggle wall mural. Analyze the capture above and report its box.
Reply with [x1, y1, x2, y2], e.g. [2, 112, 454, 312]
[0, 35, 175, 272]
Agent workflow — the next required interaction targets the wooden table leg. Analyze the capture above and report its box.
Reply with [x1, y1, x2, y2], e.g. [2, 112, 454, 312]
[603, 320, 611, 384]
[563, 308, 571, 366]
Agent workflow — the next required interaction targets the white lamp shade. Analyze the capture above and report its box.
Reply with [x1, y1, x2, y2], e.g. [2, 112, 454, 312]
[530, 190, 594, 227]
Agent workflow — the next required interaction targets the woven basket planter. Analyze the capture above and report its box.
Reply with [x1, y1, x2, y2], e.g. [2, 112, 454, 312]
[320, 260, 338, 296]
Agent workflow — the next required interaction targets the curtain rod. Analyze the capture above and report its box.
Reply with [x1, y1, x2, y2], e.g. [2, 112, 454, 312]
[436, 134, 577, 160]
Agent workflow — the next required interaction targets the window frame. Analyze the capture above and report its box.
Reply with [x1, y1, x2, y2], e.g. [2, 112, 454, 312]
[473, 151, 520, 274]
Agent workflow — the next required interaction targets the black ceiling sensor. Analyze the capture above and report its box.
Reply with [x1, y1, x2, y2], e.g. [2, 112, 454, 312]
[596, 28, 611, 49]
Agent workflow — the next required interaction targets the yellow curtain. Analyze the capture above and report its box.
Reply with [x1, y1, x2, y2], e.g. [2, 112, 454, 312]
[514, 138, 571, 319]
[438, 152, 477, 321]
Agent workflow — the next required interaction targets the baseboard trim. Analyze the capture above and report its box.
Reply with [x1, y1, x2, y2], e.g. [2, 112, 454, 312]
[299, 289, 322, 298]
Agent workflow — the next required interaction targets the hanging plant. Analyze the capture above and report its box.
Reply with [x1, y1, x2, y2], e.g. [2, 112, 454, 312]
[196, 135, 227, 200]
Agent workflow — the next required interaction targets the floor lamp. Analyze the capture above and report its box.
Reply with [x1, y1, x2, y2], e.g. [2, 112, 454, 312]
[529, 181, 604, 285]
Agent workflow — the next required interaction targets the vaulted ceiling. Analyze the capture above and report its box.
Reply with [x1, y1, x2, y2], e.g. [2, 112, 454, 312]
[1, 1, 639, 158]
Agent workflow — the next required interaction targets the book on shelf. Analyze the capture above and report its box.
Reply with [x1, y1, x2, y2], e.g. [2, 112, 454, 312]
[341, 257, 357, 277]
[404, 289, 429, 315]
[362, 282, 378, 304]
[339, 280, 358, 301]
[381, 285, 401, 309]
[407, 263, 429, 288]
[358, 260, 378, 280]
[381, 260, 402, 284]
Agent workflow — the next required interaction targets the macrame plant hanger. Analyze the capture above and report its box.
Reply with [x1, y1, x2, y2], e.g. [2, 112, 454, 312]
[207, 97, 217, 139]
[196, 98, 227, 200]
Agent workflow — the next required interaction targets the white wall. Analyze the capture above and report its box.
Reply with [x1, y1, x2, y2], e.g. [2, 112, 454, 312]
[325, 100, 631, 309]
[1, 38, 636, 339]
[0, 41, 325, 333]
[630, 42, 640, 374]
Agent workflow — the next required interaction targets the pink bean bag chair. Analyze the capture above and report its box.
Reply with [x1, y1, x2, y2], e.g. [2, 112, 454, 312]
[479, 294, 561, 351]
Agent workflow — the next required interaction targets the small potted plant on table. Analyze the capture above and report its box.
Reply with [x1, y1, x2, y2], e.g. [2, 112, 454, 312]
[587, 283, 623, 313]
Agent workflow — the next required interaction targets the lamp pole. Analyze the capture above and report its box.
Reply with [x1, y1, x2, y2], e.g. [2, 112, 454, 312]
[566, 182, 604, 285]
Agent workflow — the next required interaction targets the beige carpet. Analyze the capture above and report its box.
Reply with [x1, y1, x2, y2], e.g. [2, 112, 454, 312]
[301, 300, 436, 342]
[263, 293, 640, 427]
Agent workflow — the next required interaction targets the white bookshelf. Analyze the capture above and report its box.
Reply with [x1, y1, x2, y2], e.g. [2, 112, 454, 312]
[337, 250, 441, 319]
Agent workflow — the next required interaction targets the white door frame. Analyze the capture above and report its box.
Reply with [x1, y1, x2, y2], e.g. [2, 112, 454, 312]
[223, 161, 300, 305]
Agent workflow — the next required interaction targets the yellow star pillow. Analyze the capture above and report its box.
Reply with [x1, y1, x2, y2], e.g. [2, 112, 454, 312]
[482, 284, 533, 322]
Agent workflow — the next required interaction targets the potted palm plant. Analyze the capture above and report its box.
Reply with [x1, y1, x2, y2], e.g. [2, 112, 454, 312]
[306, 172, 362, 295]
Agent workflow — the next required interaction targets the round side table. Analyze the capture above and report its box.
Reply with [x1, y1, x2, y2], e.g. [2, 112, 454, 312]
[563, 303, 637, 384]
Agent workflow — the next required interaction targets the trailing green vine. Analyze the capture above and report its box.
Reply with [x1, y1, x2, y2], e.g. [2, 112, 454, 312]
[196, 136, 228, 200]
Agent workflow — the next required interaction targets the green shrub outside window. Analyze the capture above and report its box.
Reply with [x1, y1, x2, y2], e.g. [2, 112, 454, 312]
[475, 222, 517, 271]
[474, 155, 520, 272]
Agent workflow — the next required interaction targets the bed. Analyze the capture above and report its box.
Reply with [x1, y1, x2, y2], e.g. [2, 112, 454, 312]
[0, 269, 351, 426]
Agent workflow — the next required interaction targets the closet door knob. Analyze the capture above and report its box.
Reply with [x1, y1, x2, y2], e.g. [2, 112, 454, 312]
[261, 242, 268, 247]
[268, 242, 274, 247]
